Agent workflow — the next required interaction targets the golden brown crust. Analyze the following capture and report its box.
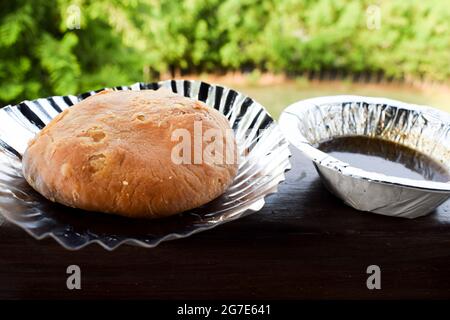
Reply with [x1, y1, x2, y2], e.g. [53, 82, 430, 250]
[22, 89, 238, 219]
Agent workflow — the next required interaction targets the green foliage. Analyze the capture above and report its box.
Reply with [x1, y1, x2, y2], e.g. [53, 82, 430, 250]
[37, 33, 81, 95]
[0, 0, 449, 105]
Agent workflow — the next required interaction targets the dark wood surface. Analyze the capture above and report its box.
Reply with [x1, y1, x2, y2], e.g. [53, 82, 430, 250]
[1, 146, 450, 300]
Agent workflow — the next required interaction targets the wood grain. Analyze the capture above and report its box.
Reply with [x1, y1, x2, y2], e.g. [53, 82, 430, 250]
[1, 147, 450, 299]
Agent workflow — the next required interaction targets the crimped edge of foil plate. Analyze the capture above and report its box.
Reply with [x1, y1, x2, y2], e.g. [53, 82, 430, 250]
[0, 80, 291, 250]
[280, 95, 450, 193]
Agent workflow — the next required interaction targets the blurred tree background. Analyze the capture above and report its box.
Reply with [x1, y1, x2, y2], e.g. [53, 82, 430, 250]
[0, 0, 449, 107]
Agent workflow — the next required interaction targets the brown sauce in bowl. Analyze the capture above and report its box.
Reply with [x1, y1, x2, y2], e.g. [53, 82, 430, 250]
[317, 136, 450, 182]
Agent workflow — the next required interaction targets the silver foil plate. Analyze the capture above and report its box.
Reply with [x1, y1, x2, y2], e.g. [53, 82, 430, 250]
[279, 95, 450, 219]
[0, 80, 291, 250]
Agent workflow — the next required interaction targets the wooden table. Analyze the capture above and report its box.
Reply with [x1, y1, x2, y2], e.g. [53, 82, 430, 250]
[1, 146, 450, 300]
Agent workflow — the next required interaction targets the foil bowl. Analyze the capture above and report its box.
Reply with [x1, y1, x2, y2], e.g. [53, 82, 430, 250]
[0, 80, 290, 250]
[279, 95, 450, 219]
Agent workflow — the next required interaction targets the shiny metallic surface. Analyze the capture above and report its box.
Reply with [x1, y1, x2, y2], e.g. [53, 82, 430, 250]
[279, 95, 450, 219]
[0, 80, 291, 250]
